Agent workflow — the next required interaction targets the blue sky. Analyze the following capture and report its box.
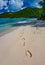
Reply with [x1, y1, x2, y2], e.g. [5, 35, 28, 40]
[0, 0, 42, 13]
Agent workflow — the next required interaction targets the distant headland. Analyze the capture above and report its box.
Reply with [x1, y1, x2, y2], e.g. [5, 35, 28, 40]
[0, 8, 42, 18]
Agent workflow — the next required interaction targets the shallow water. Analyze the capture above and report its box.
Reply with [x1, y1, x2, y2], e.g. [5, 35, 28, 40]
[0, 18, 37, 32]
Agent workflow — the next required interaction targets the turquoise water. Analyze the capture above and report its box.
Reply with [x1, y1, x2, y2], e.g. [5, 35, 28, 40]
[0, 18, 37, 32]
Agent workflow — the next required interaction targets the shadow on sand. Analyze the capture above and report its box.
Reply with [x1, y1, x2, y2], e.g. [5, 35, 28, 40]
[12, 20, 45, 27]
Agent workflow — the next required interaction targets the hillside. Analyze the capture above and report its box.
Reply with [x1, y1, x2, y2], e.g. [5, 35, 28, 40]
[0, 8, 42, 18]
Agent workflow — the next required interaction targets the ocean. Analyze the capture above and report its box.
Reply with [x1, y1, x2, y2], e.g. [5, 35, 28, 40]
[0, 18, 37, 32]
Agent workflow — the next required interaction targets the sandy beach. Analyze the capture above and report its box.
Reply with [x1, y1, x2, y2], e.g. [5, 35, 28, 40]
[0, 25, 45, 65]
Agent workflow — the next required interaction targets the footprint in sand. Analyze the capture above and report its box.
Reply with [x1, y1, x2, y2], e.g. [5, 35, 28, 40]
[20, 32, 24, 37]
[20, 36, 25, 46]
[23, 42, 25, 46]
[25, 50, 32, 58]
[19, 29, 26, 46]
[22, 37, 26, 46]
[22, 37, 25, 40]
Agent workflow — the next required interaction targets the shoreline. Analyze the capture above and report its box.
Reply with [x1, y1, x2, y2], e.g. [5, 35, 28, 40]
[0, 20, 45, 37]
[0, 26, 19, 37]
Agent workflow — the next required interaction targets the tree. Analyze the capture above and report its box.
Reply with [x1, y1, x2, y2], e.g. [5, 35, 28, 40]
[39, 0, 45, 20]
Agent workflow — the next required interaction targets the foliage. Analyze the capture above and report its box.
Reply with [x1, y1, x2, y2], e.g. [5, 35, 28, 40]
[39, 0, 45, 20]
[0, 8, 42, 18]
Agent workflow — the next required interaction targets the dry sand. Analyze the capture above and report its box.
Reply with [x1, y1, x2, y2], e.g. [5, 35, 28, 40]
[0, 25, 45, 65]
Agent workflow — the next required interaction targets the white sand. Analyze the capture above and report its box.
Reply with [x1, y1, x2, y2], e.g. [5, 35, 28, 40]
[0, 26, 45, 65]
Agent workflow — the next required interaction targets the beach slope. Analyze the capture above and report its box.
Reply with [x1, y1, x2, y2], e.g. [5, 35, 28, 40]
[0, 26, 45, 65]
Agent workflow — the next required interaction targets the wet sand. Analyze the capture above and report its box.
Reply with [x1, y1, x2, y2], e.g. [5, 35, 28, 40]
[0, 25, 45, 65]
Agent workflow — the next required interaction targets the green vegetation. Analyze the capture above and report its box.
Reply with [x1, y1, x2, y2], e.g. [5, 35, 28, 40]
[39, 0, 45, 20]
[0, 8, 42, 18]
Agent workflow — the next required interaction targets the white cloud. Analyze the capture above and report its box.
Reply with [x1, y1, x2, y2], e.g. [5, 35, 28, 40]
[21, 7, 26, 10]
[0, 0, 4, 10]
[0, 0, 8, 10]
[4, 6, 8, 10]
[0, 0, 24, 11]
[35, 2, 42, 8]
[9, 0, 24, 11]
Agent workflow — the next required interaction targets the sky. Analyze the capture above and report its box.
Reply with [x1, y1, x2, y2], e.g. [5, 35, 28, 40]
[0, 0, 42, 13]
